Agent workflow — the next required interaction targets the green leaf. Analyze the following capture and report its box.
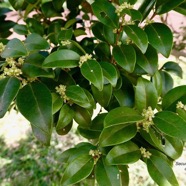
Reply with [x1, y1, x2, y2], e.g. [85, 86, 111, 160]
[52, 93, 63, 114]
[100, 62, 118, 87]
[73, 105, 92, 128]
[161, 61, 183, 78]
[113, 44, 136, 73]
[95, 158, 120, 186]
[145, 23, 173, 58]
[66, 85, 92, 109]
[13, 24, 28, 35]
[155, 0, 184, 14]
[92, 22, 106, 42]
[124, 25, 148, 53]
[16, 82, 53, 145]
[135, 77, 158, 112]
[99, 123, 137, 147]
[118, 165, 129, 186]
[61, 154, 94, 185]
[153, 111, 186, 141]
[147, 154, 179, 186]
[43, 49, 80, 68]
[81, 60, 103, 91]
[134, 44, 158, 75]
[152, 71, 162, 96]
[138, 0, 156, 20]
[106, 141, 141, 165]
[174, 2, 186, 15]
[56, 104, 74, 133]
[103, 25, 116, 45]
[160, 71, 173, 97]
[0, 77, 20, 118]
[92, 0, 119, 28]
[1, 38, 27, 58]
[25, 33, 50, 52]
[58, 28, 73, 42]
[122, 9, 142, 21]
[91, 84, 112, 108]
[162, 85, 186, 111]
[41, 2, 60, 17]
[9, 0, 25, 10]
[104, 106, 143, 128]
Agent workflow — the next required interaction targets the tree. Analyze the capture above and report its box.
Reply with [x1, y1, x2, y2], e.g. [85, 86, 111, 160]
[0, 0, 186, 185]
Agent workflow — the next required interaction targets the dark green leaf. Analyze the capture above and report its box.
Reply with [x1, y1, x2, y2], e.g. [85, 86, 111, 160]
[118, 165, 129, 186]
[52, 93, 63, 114]
[41, 2, 60, 17]
[66, 85, 92, 109]
[92, 0, 119, 28]
[16, 82, 53, 145]
[161, 61, 183, 78]
[145, 23, 173, 58]
[61, 154, 94, 185]
[25, 33, 49, 52]
[106, 141, 141, 165]
[113, 44, 136, 73]
[153, 111, 186, 141]
[152, 71, 162, 96]
[91, 84, 112, 108]
[92, 22, 106, 42]
[100, 62, 118, 87]
[13, 24, 28, 35]
[0, 77, 20, 118]
[81, 60, 103, 91]
[122, 9, 142, 21]
[162, 85, 186, 111]
[103, 25, 116, 45]
[9, 0, 25, 10]
[58, 28, 73, 42]
[1, 38, 27, 58]
[124, 25, 148, 53]
[104, 106, 143, 128]
[95, 157, 120, 186]
[155, 0, 184, 14]
[147, 154, 179, 186]
[43, 49, 80, 68]
[99, 123, 137, 147]
[135, 77, 158, 112]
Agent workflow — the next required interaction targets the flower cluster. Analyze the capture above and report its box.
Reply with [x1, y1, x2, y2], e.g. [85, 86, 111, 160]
[0, 42, 5, 53]
[79, 54, 92, 67]
[89, 149, 102, 165]
[176, 101, 186, 111]
[136, 106, 155, 132]
[115, 2, 133, 16]
[55, 84, 69, 102]
[140, 147, 152, 159]
[0, 57, 24, 79]
[61, 40, 71, 46]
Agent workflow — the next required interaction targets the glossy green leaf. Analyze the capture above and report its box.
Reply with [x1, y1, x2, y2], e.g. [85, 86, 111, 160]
[92, 22, 106, 42]
[162, 85, 186, 111]
[160, 71, 173, 97]
[77, 126, 100, 139]
[58, 28, 73, 42]
[138, 0, 156, 20]
[147, 154, 179, 186]
[161, 61, 183, 78]
[16, 82, 53, 145]
[0, 77, 20, 118]
[99, 123, 137, 147]
[155, 0, 184, 14]
[124, 25, 148, 53]
[66, 85, 92, 109]
[153, 111, 186, 141]
[122, 9, 142, 21]
[26, 18, 44, 35]
[145, 23, 173, 57]
[83, 89, 96, 110]
[177, 108, 186, 121]
[113, 44, 136, 73]
[13, 24, 28, 35]
[104, 106, 143, 128]
[91, 84, 112, 108]
[56, 104, 74, 132]
[152, 71, 162, 96]
[106, 141, 141, 165]
[92, 0, 119, 28]
[43, 49, 80, 68]
[174, 2, 186, 15]
[100, 62, 118, 87]
[95, 158, 120, 186]
[1, 38, 27, 58]
[73, 105, 92, 128]
[9, 0, 25, 10]
[81, 60, 103, 91]
[118, 165, 129, 186]
[103, 25, 116, 45]
[61, 154, 94, 185]
[25, 33, 50, 52]
[95, 42, 111, 61]
[135, 77, 158, 112]
[134, 44, 158, 75]
[41, 2, 60, 17]
[52, 93, 63, 114]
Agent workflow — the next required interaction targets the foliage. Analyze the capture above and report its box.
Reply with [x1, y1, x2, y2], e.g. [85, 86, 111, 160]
[0, 0, 186, 185]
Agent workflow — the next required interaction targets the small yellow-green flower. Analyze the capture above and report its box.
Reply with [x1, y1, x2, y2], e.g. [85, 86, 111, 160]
[115, 2, 133, 16]
[55, 84, 70, 102]
[61, 40, 71, 46]
[89, 149, 102, 165]
[0, 42, 5, 53]
[79, 54, 92, 67]
[140, 147, 152, 159]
